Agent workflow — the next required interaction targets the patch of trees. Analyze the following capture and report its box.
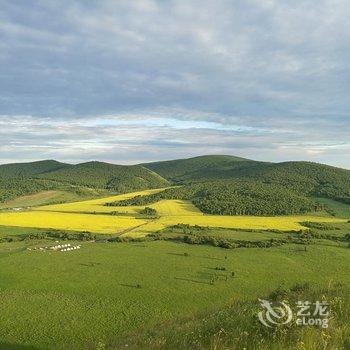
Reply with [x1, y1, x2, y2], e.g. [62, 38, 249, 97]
[171, 234, 312, 249]
[0, 230, 101, 243]
[334, 196, 350, 205]
[138, 207, 158, 217]
[301, 221, 340, 231]
[298, 231, 348, 242]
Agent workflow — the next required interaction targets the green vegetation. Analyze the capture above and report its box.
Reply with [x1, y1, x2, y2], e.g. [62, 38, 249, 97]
[0, 189, 105, 210]
[143, 154, 253, 182]
[0, 159, 70, 178]
[0, 227, 102, 243]
[301, 221, 340, 231]
[144, 156, 350, 200]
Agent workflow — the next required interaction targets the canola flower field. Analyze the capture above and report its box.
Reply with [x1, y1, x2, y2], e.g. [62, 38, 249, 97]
[0, 188, 346, 236]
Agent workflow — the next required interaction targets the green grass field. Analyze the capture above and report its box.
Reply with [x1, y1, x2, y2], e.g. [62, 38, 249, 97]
[0, 238, 349, 349]
[0, 188, 349, 349]
[314, 197, 350, 218]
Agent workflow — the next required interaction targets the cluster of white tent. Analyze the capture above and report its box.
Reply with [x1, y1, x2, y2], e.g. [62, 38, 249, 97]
[28, 243, 82, 252]
[50, 243, 81, 252]
[61, 245, 81, 252]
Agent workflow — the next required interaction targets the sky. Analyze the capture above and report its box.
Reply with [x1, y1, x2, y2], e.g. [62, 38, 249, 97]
[0, 0, 349, 168]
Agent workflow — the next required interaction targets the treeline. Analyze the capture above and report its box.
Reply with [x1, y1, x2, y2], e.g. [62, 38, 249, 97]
[0, 230, 101, 243]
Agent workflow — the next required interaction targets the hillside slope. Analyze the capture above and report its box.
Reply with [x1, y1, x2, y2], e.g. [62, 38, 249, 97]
[141, 155, 350, 216]
[143, 155, 256, 182]
[37, 161, 169, 193]
[0, 160, 72, 203]
[143, 156, 350, 199]
[0, 160, 70, 178]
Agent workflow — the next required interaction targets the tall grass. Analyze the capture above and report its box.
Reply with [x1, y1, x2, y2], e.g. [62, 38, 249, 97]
[110, 283, 350, 350]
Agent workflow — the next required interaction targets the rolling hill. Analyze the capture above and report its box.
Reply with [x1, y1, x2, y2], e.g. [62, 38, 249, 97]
[142, 155, 350, 216]
[0, 155, 349, 216]
[142, 154, 258, 182]
[143, 155, 350, 198]
[0, 160, 169, 203]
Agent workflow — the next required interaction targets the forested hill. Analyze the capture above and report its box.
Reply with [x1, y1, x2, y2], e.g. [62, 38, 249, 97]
[143, 155, 350, 199]
[0, 160, 169, 202]
[0, 156, 349, 216]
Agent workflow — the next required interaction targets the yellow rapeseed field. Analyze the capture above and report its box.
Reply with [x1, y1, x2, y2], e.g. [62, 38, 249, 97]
[0, 211, 146, 234]
[35, 188, 166, 214]
[150, 199, 202, 216]
[123, 213, 346, 237]
[0, 189, 346, 236]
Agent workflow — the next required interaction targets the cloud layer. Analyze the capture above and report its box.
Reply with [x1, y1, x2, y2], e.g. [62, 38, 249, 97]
[0, 0, 349, 167]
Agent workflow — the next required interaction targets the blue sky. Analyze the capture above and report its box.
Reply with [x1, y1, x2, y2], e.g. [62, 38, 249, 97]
[0, 0, 349, 168]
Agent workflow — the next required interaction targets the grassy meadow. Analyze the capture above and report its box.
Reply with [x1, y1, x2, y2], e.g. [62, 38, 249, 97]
[0, 187, 349, 349]
[0, 238, 350, 349]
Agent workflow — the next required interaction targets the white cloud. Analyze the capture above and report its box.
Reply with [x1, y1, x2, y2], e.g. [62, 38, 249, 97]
[0, 0, 349, 167]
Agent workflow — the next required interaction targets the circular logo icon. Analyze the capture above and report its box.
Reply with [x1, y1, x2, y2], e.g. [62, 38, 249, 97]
[258, 299, 293, 328]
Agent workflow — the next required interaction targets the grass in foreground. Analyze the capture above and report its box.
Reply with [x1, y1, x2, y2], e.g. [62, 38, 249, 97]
[114, 283, 350, 350]
[0, 239, 349, 349]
